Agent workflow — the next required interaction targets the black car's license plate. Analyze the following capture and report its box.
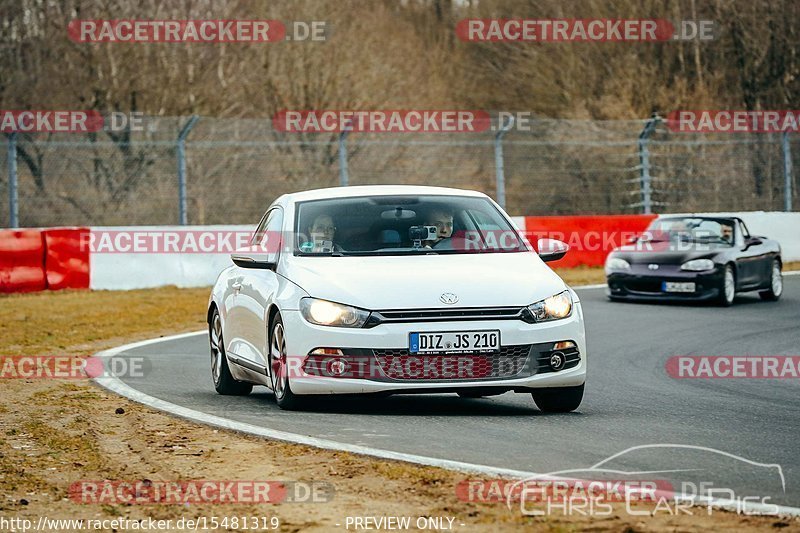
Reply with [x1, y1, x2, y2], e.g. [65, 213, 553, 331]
[662, 281, 696, 293]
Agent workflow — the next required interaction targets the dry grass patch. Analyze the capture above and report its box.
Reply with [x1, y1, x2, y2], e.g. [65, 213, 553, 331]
[0, 286, 209, 357]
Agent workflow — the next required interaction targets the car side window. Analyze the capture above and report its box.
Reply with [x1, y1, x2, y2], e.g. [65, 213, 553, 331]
[251, 208, 284, 251]
[250, 211, 271, 246]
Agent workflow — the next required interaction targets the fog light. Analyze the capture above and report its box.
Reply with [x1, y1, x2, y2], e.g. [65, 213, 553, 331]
[553, 341, 576, 351]
[311, 348, 344, 356]
[329, 359, 348, 376]
[549, 352, 565, 371]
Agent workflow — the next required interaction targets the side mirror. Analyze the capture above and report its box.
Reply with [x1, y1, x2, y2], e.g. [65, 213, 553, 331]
[537, 238, 569, 263]
[231, 247, 277, 270]
[743, 237, 762, 249]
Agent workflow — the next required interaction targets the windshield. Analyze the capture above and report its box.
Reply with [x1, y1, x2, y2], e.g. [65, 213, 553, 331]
[294, 195, 527, 256]
[643, 217, 735, 246]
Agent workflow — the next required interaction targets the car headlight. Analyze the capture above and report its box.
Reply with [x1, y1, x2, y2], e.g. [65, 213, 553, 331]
[681, 259, 715, 271]
[605, 256, 631, 275]
[300, 298, 371, 328]
[527, 291, 573, 322]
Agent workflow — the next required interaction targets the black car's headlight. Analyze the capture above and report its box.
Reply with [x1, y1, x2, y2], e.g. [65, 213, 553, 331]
[300, 298, 371, 328]
[681, 259, 715, 271]
[526, 291, 573, 322]
[605, 256, 631, 275]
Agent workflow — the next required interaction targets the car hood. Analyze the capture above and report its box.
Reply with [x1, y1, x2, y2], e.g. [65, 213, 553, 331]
[283, 252, 568, 309]
[611, 241, 730, 264]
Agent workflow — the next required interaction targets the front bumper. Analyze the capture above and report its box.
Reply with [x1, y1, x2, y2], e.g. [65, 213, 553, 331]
[606, 264, 723, 302]
[281, 303, 587, 395]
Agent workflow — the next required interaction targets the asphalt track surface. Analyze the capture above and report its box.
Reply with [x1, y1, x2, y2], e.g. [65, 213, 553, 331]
[111, 278, 800, 508]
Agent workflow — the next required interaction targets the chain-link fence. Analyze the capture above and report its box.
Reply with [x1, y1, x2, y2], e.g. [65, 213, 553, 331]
[1, 116, 797, 227]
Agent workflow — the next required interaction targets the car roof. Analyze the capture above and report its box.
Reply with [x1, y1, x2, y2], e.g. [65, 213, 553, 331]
[281, 185, 489, 204]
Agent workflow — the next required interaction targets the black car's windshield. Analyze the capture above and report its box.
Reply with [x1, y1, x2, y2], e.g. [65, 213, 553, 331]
[294, 195, 527, 256]
[642, 217, 736, 246]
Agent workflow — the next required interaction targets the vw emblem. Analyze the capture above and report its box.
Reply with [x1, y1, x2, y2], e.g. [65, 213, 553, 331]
[440, 292, 459, 305]
[648, 264, 659, 270]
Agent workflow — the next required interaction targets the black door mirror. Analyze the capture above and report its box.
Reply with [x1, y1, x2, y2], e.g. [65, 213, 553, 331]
[744, 237, 762, 248]
[537, 238, 569, 262]
[231, 248, 277, 270]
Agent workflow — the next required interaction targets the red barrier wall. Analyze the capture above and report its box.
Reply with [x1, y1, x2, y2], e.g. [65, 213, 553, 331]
[0, 229, 47, 293]
[525, 215, 657, 267]
[43, 228, 90, 290]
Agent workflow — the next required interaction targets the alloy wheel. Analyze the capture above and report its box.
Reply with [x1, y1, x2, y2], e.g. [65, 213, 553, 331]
[270, 322, 288, 399]
[772, 262, 783, 297]
[724, 267, 735, 304]
[210, 313, 223, 384]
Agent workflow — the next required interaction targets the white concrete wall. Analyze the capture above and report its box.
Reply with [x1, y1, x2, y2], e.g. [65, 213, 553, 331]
[89, 225, 253, 290]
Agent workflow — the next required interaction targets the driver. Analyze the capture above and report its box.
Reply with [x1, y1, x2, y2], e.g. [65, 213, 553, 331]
[307, 214, 337, 252]
[425, 209, 454, 247]
[720, 223, 734, 244]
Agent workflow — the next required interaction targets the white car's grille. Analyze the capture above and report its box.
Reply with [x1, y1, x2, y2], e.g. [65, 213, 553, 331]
[371, 307, 525, 323]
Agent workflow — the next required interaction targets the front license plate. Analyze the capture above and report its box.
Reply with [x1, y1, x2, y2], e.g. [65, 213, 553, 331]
[409, 330, 500, 355]
[662, 281, 696, 293]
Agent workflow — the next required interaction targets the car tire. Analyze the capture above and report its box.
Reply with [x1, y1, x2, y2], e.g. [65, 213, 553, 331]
[759, 259, 783, 301]
[531, 384, 584, 413]
[269, 313, 304, 411]
[209, 309, 253, 396]
[717, 265, 736, 307]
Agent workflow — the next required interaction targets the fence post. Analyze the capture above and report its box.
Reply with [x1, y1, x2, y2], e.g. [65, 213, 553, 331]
[177, 115, 200, 225]
[637, 115, 660, 215]
[783, 131, 793, 212]
[6, 132, 18, 228]
[494, 114, 515, 210]
[338, 128, 350, 186]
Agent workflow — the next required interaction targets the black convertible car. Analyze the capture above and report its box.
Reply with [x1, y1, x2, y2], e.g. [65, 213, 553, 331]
[605, 216, 783, 306]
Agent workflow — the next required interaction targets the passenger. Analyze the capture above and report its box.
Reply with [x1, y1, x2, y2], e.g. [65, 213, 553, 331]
[424, 209, 454, 247]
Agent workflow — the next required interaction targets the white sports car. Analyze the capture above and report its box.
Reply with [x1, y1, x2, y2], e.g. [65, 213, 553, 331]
[208, 185, 587, 411]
